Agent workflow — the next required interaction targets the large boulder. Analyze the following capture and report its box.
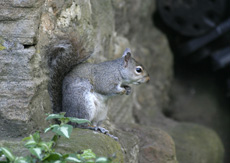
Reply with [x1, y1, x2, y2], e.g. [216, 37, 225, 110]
[0, 129, 124, 162]
[0, 0, 50, 137]
[169, 123, 224, 163]
[118, 124, 177, 163]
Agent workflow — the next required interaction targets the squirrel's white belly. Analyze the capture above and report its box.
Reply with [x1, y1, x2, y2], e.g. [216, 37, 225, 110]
[85, 91, 108, 126]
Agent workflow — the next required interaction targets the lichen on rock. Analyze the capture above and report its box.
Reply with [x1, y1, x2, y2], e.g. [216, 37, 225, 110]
[57, 2, 81, 28]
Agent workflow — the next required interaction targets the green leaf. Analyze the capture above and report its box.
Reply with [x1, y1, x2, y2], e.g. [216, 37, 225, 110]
[39, 141, 53, 151]
[68, 117, 91, 124]
[43, 152, 62, 161]
[51, 134, 59, 144]
[29, 148, 42, 160]
[0, 147, 15, 161]
[23, 133, 41, 148]
[31, 132, 41, 143]
[14, 156, 32, 163]
[44, 124, 59, 133]
[52, 124, 73, 138]
[22, 135, 33, 142]
[0, 148, 3, 155]
[52, 161, 63, 163]
[24, 140, 37, 148]
[65, 154, 81, 162]
[79, 149, 96, 160]
[46, 114, 65, 120]
[95, 157, 110, 163]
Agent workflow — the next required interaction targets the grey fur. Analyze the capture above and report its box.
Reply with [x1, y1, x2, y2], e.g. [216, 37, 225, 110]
[48, 37, 91, 113]
[48, 37, 150, 127]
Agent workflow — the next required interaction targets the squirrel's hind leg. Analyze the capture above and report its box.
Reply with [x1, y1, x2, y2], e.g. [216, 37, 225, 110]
[88, 126, 108, 134]
[89, 121, 118, 140]
[62, 77, 95, 121]
[88, 126, 118, 141]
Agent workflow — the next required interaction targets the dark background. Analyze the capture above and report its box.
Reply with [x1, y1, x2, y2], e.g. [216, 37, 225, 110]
[154, 0, 230, 162]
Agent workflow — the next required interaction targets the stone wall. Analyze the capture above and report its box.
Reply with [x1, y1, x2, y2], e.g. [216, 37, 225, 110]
[0, 0, 172, 138]
[0, 0, 50, 137]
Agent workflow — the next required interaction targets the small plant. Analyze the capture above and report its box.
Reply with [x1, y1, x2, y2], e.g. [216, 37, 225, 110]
[0, 113, 115, 163]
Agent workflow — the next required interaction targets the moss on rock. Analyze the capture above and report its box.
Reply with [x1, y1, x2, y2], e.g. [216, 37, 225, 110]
[56, 129, 124, 162]
[0, 128, 124, 162]
[168, 123, 224, 163]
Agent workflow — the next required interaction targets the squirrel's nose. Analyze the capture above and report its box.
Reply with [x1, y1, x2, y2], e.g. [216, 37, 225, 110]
[146, 76, 150, 83]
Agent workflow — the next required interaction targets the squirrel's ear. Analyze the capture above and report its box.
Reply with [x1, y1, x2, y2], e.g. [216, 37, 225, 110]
[122, 48, 132, 57]
[122, 48, 131, 67]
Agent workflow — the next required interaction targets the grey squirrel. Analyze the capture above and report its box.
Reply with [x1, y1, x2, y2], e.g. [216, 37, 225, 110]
[48, 36, 150, 138]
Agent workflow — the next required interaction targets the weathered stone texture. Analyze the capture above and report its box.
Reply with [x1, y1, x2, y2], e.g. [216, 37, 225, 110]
[118, 124, 177, 163]
[169, 123, 224, 163]
[0, 0, 44, 45]
[0, 129, 124, 162]
[0, 0, 49, 137]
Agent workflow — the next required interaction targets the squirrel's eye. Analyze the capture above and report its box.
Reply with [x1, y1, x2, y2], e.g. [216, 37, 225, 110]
[135, 66, 142, 73]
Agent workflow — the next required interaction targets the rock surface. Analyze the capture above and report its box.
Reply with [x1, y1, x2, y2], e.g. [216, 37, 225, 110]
[0, 0, 50, 137]
[118, 124, 177, 163]
[56, 129, 124, 162]
[166, 69, 230, 162]
[0, 129, 124, 162]
[168, 123, 224, 163]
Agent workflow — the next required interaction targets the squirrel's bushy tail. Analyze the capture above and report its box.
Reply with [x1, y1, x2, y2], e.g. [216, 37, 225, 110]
[47, 36, 91, 113]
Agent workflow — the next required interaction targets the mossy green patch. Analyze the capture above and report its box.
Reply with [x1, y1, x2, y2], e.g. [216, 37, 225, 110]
[56, 128, 124, 162]
[0, 37, 6, 51]
[0, 128, 124, 162]
[0, 44, 6, 51]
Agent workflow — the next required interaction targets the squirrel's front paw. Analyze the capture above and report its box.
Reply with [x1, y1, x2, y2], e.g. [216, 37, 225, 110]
[117, 85, 130, 95]
[124, 86, 131, 95]
[117, 86, 126, 95]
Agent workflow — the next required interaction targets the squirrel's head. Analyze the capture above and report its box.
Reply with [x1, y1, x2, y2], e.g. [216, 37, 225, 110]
[120, 48, 150, 85]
